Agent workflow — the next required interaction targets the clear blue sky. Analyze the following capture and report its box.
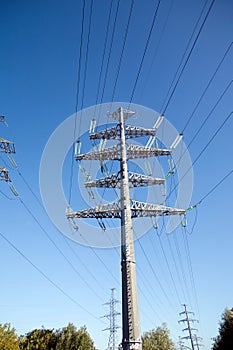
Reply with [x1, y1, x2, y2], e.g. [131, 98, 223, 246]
[0, 0, 232, 349]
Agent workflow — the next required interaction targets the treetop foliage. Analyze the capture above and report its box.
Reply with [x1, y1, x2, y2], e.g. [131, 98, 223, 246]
[212, 307, 233, 350]
[142, 323, 175, 350]
[0, 323, 20, 350]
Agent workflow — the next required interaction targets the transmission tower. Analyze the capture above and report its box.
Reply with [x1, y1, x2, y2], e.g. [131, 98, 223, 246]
[0, 115, 15, 183]
[179, 304, 203, 350]
[67, 107, 186, 350]
[102, 288, 120, 350]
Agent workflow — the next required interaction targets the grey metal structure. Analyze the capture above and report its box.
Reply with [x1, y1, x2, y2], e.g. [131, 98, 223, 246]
[67, 107, 186, 350]
[179, 304, 202, 350]
[0, 167, 11, 182]
[0, 116, 15, 183]
[102, 288, 120, 350]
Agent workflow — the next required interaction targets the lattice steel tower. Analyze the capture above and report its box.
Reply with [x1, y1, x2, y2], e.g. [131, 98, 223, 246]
[102, 288, 120, 350]
[67, 107, 186, 350]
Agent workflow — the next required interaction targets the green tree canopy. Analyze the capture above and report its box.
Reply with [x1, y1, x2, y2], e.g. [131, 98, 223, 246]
[212, 307, 233, 350]
[142, 323, 175, 350]
[19, 327, 57, 350]
[0, 323, 20, 350]
[19, 323, 95, 350]
[56, 323, 95, 350]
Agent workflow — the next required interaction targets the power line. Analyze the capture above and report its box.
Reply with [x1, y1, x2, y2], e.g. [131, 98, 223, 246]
[110, 0, 135, 103]
[97, 0, 121, 125]
[80, 0, 94, 112]
[69, 0, 86, 205]
[187, 80, 232, 149]
[94, 0, 114, 108]
[194, 169, 233, 207]
[162, 0, 216, 115]
[182, 42, 233, 133]
[129, 0, 161, 104]
[175, 80, 232, 174]
[18, 197, 105, 303]
[168, 111, 232, 199]
[0, 229, 103, 322]
[160, 0, 209, 113]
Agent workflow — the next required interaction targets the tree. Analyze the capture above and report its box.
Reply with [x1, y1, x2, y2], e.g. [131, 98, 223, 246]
[19, 327, 57, 350]
[142, 323, 175, 350]
[0, 323, 20, 350]
[56, 323, 95, 350]
[212, 307, 233, 350]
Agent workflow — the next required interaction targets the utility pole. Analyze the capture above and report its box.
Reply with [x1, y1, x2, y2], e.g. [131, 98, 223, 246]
[179, 304, 202, 350]
[67, 107, 186, 350]
[102, 288, 120, 350]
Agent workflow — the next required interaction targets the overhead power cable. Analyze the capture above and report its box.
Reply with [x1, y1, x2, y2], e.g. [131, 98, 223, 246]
[80, 0, 94, 112]
[162, 0, 216, 115]
[96, 0, 121, 126]
[168, 111, 232, 199]
[186, 80, 232, 149]
[18, 197, 105, 303]
[69, 0, 86, 205]
[175, 80, 233, 173]
[136, 233, 177, 314]
[8, 157, 118, 294]
[182, 42, 233, 133]
[0, 230, 103, 322]
[129, 0, 161, 104]
[160, 0, 209, 113]
[110, 0, 135, 103]
[193, 169, 233, 207]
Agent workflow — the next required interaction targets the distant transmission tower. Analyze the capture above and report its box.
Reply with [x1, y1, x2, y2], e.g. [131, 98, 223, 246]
[102, 288, 120, 350]
[179, 304, 203, 350]
[67, 107, 186, 350]
[0, 115, 15, 182]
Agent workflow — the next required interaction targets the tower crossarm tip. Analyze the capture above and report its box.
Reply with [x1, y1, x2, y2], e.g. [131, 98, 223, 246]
[128, 172, 165, 187]
[75, 144, 120, 161]
[130, 200, 186, 218]
[90, 125, 120, 140]
[127, 144, 171, 159]
[0, 167, 11, 182]
[125, 125, 156, 139]
[66, 201, 121, 219]
[0, 138, 16, 154]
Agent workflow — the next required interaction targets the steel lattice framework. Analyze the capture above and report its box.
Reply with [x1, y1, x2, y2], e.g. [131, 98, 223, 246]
[0, 137, 16, 154]
[0, 167, 11, 182]
[67, 107, 186, 350]
[0, 116, 15, 183]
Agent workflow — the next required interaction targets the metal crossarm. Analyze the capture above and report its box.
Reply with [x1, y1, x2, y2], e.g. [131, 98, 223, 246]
[0, 138, 16, 153]
[90, 124, 156, 140]
[66, 200, 185, 219]
[127, 144, 171, 159]
[125, 125, 156, 138]
[66, 201, 121, 219]
[90, 125, 120, 140]
[76, 144, 171, 161]
[85, 172, 165, 188]
[131, 200, 185, 217]
[0, 167, 11, 182]
[75, 145, 120, 161]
